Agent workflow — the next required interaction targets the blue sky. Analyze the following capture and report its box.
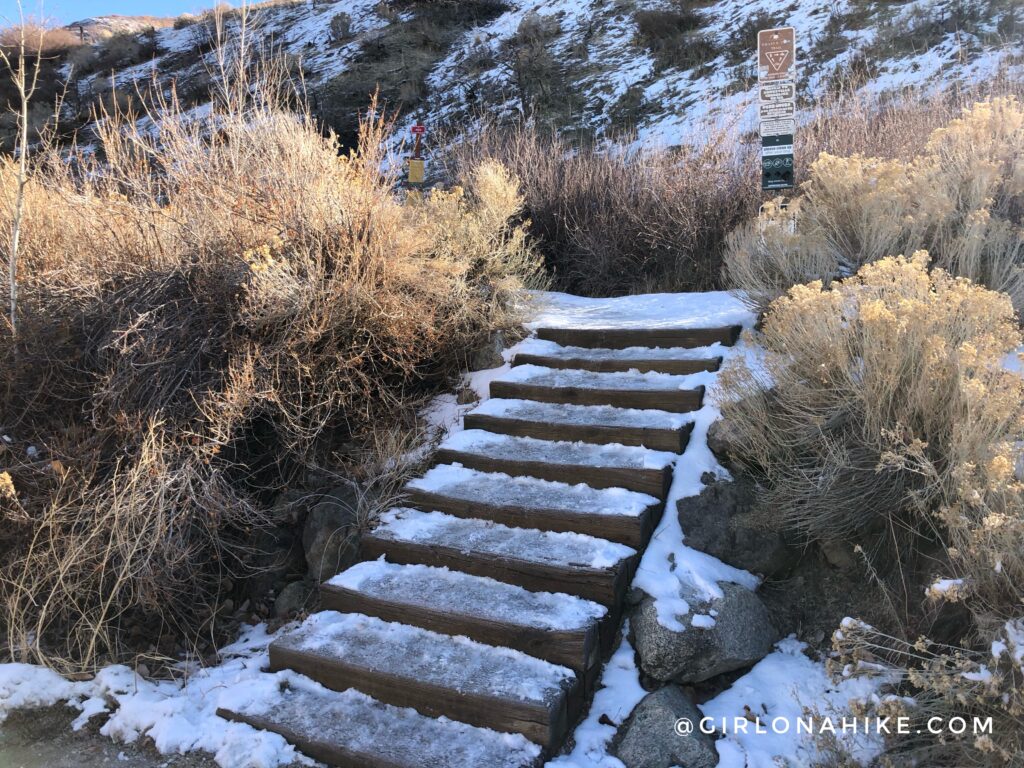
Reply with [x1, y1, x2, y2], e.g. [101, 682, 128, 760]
[0, 1, 215, 24]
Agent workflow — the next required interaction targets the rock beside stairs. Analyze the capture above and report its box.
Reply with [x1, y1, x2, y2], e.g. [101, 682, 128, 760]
[612, 686, 717, 768]
[631, 583, 778, 683]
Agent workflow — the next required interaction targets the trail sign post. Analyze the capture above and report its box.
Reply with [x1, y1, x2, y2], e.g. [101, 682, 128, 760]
[757, 27, 795, 190]
[407, 123, 427, 187]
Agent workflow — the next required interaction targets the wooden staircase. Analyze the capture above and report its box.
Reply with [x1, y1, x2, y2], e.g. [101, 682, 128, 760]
[218, 323, 740, 768]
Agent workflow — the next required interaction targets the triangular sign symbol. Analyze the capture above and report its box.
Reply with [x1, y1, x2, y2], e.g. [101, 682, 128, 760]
[766, 50, 789, 70]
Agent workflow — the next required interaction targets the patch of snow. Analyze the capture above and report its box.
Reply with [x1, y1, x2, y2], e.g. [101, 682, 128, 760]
[701, 637, 892, 768]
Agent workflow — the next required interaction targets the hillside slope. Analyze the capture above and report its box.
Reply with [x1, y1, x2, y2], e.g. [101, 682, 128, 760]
[60, 0, 1023, 147]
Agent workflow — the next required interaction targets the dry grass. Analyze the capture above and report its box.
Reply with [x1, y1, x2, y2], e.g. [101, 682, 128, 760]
[445, 120, 759, 296]
[717, 254, 1024, 766]
[0, 39, 540, 671]
[728, 94, 1024, 313]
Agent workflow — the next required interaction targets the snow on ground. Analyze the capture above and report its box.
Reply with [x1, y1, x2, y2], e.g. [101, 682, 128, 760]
[701, 637, 892, 768]
[0, 624, 307, 768]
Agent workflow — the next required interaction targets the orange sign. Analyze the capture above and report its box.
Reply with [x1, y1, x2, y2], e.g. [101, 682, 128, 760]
[757, 27, 795, 82]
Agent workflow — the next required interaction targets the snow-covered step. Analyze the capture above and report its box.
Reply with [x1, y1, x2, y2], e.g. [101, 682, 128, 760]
[490, 365, 704, 413]
[512, 338, 722, 375]
[218, 682, 543, 768]
[322, 560, 607, 671]
[464, 398, 694, 452]
[405, 465, 662, 548]
[535, 325, 741, 349]
[269, 611, 579, 748]
[435, 430, 676, 498]
[361, 508, 637, 606]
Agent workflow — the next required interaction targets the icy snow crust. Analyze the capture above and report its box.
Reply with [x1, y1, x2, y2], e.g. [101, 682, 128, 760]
[497, 364, 711, 392]
[441, 430, 676, 471]
[229, 682, 542, 768]
[472, 398, 693, 430]
[514, 336, 728, 362]
[373, 508, 636, 570]
[523, 291, 750, 331]
[278, 611, 574, 705]
[409, 464, 657, 518]
[330, 559, 606, 629]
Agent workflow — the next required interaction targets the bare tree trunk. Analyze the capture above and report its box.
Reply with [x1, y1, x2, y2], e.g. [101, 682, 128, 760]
[1, 3, 42, 339]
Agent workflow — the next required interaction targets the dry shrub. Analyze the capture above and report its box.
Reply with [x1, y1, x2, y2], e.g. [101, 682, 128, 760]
[0, 50, 539, 670]
[445, 121, 759, 296]
[727, 97, 1024, 313]
[0, 20, 80, 56]
[718, 254, 1024, 765]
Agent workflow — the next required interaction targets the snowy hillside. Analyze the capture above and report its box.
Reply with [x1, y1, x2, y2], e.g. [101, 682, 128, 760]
[62, 0, 1023, 145]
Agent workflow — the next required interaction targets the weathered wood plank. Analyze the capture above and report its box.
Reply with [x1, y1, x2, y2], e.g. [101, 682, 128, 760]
[511, 353, 722, 375]
[361, 534, 635, 607]
[433, 449, 672, 498]
[321, 582, 601, 672]
[535, 326, 742, 349]
[404, 487, 660, 549]
[463, 411, 693, 452]
[489, 381, 704, 413]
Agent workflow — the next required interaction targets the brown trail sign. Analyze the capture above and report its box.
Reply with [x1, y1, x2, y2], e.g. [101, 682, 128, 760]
[757, 27, 796, 190]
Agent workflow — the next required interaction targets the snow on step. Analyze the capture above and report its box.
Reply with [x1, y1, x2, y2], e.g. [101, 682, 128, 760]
[405, 464, 660, 548]
[464, 398, 694, 451]
[270, 611, 578, 746]
[363, 508, 636, 605]
[511, 337, 723, 374]
[436, 429, 674, 498]
[534, 325, 741, 349]
[323, 559, 607, 670]
[219, 681, 542, 768]
[490, 365, 705, 413]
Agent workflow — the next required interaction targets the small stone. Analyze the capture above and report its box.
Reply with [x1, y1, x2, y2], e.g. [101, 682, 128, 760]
[612, 686, 717, 768]
[273, 580, 310, 618]
[303, 484, 361, 582]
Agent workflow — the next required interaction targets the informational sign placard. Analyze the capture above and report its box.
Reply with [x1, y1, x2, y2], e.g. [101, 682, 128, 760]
[757, 27, 796, 190]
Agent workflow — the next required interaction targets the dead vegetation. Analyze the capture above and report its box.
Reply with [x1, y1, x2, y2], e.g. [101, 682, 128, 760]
[0, 34, 541, 671]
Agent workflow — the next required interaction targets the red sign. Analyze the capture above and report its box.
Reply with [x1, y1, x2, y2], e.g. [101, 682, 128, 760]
[411, 124, 426, 135]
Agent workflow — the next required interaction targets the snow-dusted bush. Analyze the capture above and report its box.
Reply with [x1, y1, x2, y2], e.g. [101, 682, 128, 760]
[0, 57, 539, 671]
[726, 97, 1024, 314]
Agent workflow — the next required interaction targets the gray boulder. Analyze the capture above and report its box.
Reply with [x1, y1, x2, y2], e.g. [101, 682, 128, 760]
[613, 686, 717, 768]
[273, 580, 312, 618]
[632, 583, 778, 683]
[706, 417, 744, 469]
[678, 474, 796, 578]
[302, 483, 361, 582]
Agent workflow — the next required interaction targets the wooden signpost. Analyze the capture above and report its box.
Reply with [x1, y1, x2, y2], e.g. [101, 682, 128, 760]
[757, 27, 795, 190]
[408, 123, 426, 186]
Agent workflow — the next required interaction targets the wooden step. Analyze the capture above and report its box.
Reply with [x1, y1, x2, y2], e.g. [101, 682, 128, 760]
[490, 365, 704, 413]
[321, 560, 606, 672]
[510, 339, 722, 375]
[434, 430, 675, 498]
[218, 680, 543, 768]
[535, 325, 741, 349]
[464, 398, 694, 452]
[512, 351, 720, 375]
[268, 611, 579, 749]
[405, 465, 661, 548]
[360, 508, 636, 607]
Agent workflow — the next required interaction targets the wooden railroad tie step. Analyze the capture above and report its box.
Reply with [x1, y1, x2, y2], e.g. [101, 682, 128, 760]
[512, 352, 721, 376]
[535, 325, 742, 350]
[218, 682, 544, 768]
[434, 430, 676, 499]
[268, 611, 580, 749]
[359, 507, 637, 607]
[404, 465, 662, 549]
[320, 560, 607, 672]
[490, 366, 704, 414]
[464, 398, 694, 452]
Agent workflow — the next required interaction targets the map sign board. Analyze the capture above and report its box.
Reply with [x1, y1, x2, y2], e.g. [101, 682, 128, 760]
[757, 27, 796, 190]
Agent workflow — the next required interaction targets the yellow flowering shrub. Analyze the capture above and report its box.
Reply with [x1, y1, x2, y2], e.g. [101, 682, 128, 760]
[720, 254, 1024, 766]
[725, 98, 1024, 314]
